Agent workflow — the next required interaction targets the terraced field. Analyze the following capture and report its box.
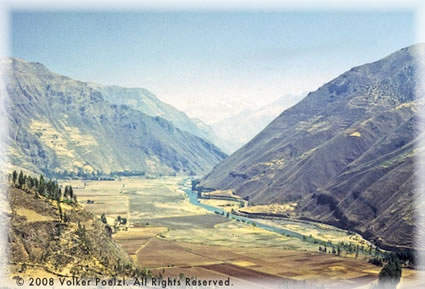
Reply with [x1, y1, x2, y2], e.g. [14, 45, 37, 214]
[62, 177, 421, 288]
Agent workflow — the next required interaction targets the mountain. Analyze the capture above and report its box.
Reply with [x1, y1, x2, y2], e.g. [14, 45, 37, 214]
[88, 83, 217, 145]
[201, 44, 425, 250]
[211, 94, 304, 153]
[4, 58, 226, 177]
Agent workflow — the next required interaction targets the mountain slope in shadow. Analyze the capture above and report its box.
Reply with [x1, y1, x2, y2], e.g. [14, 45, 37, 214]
[201, 44, 425, 250]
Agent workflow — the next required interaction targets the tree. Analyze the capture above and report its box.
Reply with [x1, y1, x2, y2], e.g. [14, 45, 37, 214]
[378, 255, 402, 289]
[57, 200, 63, 222]
[64, 186, 69, 199]
[37, 175, 45, 196]
[18, 171, 25, 188]
[101, 213, 107, 224]
[105, 225, 112, 237]
[46, 180, 53, 198]
[27, 176, 34, 188]
[369, 257, 383, 267]
[12, 170, 17, 184]
[69, 186, 74, 199]
[38, 182, 45, 196]
[57, 187, 62, 201]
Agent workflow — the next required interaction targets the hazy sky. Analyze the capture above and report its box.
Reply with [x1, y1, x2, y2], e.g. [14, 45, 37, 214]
[11, 11, 415, 123]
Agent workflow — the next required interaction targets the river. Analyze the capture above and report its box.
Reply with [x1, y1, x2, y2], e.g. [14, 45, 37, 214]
[181, 180, 307, 241]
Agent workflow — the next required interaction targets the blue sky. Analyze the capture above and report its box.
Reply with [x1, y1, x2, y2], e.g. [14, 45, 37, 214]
[11, 11, 415, 123]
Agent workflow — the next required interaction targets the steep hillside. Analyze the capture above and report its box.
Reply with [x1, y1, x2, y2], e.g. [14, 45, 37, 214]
[201, 44, 425, 250]
[89, 83, 217, 146]
[8, 183, 143, 277]
[4, 58, 226, 177]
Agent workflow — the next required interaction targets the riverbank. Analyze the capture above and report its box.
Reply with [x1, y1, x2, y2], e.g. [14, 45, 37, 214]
[184, 178, 384, 260]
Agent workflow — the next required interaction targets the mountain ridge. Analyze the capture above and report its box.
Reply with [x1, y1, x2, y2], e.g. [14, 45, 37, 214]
[200, 44, 425, 250]
[5, 57, 226, 177]
[88, 82, 218, 147]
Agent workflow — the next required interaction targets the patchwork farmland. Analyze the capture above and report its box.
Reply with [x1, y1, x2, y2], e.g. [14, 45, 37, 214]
[62, 177, 421, 288]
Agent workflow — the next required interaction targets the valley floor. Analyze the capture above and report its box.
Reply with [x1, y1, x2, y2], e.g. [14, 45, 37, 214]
[64, 177, 423, 289]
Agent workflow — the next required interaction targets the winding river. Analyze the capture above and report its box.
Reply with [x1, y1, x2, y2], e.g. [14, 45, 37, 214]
[180, 178, 379, 255]
[181, 181, 307, 240]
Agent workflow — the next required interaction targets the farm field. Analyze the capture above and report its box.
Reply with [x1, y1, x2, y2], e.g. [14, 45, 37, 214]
[62, 177, 422, 288]
[260, 218, 371, 252]
[199, 199, 241, 212]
